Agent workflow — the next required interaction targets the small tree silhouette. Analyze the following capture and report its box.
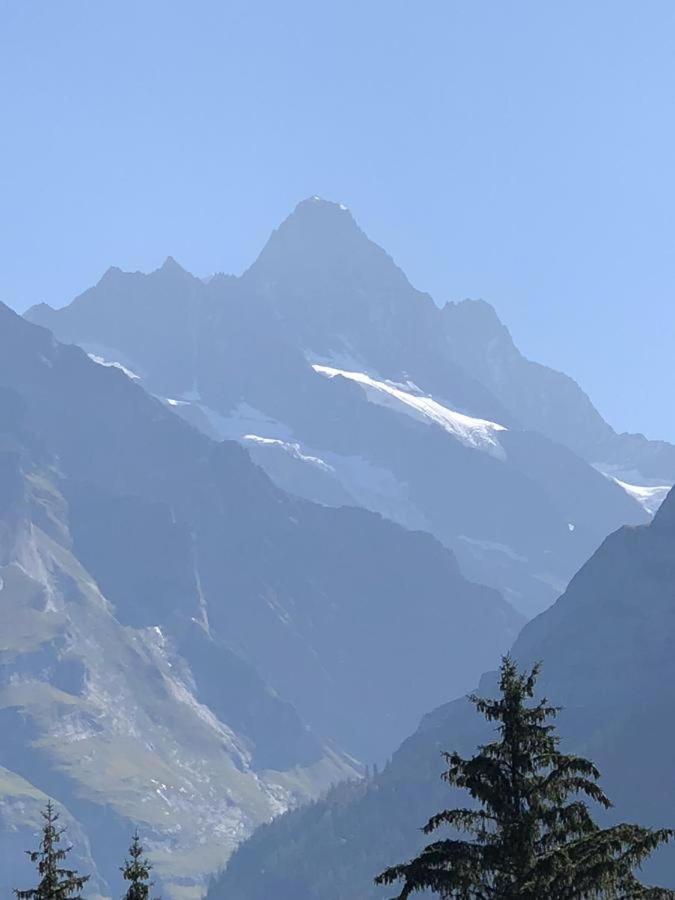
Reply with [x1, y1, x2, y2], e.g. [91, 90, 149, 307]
[15, 800, 89, 900]
[121, 831, 154, 900]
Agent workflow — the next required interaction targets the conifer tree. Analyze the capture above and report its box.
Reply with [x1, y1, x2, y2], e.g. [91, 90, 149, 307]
[376, 657, 675, 899]
[121, 831, 153, 900]
[15, 800, 89, 900]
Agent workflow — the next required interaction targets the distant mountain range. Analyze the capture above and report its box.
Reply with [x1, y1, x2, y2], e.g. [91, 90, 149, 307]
[8, 197, 674, 897]
[0, 301, 517, 898]
[208, 480, 675, 900]
[27, 198, 670, 617]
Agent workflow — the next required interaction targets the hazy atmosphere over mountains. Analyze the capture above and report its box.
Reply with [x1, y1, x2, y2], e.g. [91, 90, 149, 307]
[210, 482, 675, 898]
[0, 298, 522, 896]
[27, 198, 671, 617]
[2, 195, 670, 895]
[3, 4, 675, 900]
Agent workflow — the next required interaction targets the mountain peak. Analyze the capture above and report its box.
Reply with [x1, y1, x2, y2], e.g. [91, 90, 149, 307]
[100, 264, 124, 283]
[442, 298, 517, 356]
[443, 298, 508, 332]
[154, 256, 200, 288]
[293, 195, 353, 218]
[160, 255, 186, 274]
[23, 301, 56, 323]
[277, 195, 359, 237]
[273, 195, 360, 242]
[246, 197, 380, 283]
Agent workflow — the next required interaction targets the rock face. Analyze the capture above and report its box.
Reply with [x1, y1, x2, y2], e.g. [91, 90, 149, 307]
[26, 197, 660, 617]
[0, 304, 519, 897]
[206, 484, 675, 900]
[18, 197, 674, 896]
[0, 376, 354, 900]
[441, 298, 675, 484]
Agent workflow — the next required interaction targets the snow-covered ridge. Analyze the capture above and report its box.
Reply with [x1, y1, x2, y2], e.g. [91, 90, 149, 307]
[87, 353, 141, 380]
[243, 435, 335, 473]
[82, 342, 144, 380]
[593, 464, 672, 515]
[610, 478, 670, 515]
[312, 364, 507, 458]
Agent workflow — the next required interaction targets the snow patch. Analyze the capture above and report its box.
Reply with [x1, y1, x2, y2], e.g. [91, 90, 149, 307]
[325, 452, 428, 529]
[243, 435, 335, 473]
[313, 365, 506, 458]
[88, 353, 141, 381]
[82, 343, 144, 379]
[611, 479, 671, 515]
[593, 464, 671, 514]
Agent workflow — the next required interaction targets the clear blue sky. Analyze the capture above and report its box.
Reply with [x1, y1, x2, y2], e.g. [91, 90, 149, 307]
[2, 1, 674, 440]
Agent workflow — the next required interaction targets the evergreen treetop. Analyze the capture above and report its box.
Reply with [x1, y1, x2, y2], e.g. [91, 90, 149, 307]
[121, 831, 154, 900]
[15, 800, 89, 900]
[376, 656, 675, 899]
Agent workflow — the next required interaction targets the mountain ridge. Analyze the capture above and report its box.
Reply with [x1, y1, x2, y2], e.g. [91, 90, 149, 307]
[0, 369, 355, 899]
[25, 198, 659, 617]
[0, 300, 520, 895]
[441, 297, 675, 483]
[206, 484, 675, 900]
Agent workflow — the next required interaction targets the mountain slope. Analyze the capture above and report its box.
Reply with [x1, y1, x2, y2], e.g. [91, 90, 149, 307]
[207, 484, 675, 900]
[0, 385, 353, 899]
[442, 297, 675, 484]
[26, 198, 653, 617]
[0, 304, 520, 893]
[1, 304, 520, 758]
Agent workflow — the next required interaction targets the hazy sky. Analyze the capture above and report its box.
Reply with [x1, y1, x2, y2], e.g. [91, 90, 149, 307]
[2, 1, 674, 440]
